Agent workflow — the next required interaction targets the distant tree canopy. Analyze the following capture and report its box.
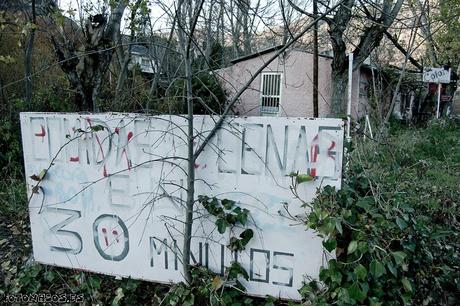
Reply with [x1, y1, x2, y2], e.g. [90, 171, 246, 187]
[435, 0, 460, 69]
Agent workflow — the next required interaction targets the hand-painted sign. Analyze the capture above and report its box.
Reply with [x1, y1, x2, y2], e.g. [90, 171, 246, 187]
[423, 67, 451, 83]
[20, 113, 344, 300]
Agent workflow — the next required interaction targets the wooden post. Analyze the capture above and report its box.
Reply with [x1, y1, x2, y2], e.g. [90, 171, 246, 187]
[347, 53, 353, 142]
[436, 82, 441, 118]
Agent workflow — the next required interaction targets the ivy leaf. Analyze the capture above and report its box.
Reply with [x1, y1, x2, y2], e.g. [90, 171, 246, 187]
[228, 237, 243, 251]
[348, 282, 367, 302]
[296, 173, 314, 184]
[38, 169, 47, 180]
[30, 169, 46, 181]
[369, 260, 386, 279]
[90, 124, 105, 132]
[323, 238, 337, 252]
[30, 174, 40, 181]
[392, 251, 407, 266]
[236, 208, 249, 225]
[227, 262, 249, 281]
[239, 229, 253, 246]
[396, 217, 408, 230]
[221, 199, 235, 210]
[401, 277, 412, 293]
[347, 240, 358, 255]
[335, 220, 343, 234]
[354, 264, 367, 280]
[330, 270, 342, 284]
[215, 218, 228, 234]
[44, 270, 56, 282]
[387, 261, 397, 277]
[356, 196, 373, 211]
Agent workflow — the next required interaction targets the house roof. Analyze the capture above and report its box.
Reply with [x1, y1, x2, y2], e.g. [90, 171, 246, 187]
[230, 44, 334, 65]
[130, 44, 152, 57]
[230, 45, 285, 64]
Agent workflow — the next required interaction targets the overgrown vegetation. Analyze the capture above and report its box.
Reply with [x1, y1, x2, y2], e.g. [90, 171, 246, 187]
[300, 119, 459, 305]
[1, 118, 458, 305]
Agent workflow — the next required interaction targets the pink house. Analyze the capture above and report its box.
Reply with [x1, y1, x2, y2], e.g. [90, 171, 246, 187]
[218, 46, 372, 119]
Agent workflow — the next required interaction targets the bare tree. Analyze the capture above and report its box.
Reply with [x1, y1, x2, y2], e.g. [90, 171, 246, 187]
[287, 0, 404, 115]
[48, 0, 127, 111]
[115, 0, 145, 100]
[409, 0, 438, 65]
[175, 0, 204, 284]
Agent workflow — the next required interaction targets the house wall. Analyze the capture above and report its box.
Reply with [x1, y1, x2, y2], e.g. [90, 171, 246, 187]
[352, 68, 372, 119]
[218, 49, 369, 119]
[130, 53, 155, 74]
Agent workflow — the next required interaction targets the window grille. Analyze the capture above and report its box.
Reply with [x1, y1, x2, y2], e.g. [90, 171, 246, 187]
[260, 73, 282, 114]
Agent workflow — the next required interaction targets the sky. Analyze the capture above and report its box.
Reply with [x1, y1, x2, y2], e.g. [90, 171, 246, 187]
[57, 0, 181, 34]
[56, 0, 316, 36]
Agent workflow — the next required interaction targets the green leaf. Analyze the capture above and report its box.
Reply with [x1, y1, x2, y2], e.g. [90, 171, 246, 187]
[347, 240, 358, 255]
[215, 218, 228, 234]
[227, 262, 249, 280]
[335, 220, 343, 234]
[401, 277, 412, 292]
[330, 270, 342, 284]
[44, 270, 55, 282]
[221, 199, 235, 210]
[30, 169, 47, 181]
[392, 251, 407, 266]
[396, 217, 408, 230]
[296, 173, 314, 184]
[323, 238, 337, 252]
[236, 208, 249, 225]
[387, 261, 397, 277]
[369, 260, 386, 279]
[354, 264, 367, 280]
[356, 196, 373, 211]
[38, 169, 47, 180]
[239, 229, 254, 246]
[90, 124, 105, 132]
[348, 283, 366, 302]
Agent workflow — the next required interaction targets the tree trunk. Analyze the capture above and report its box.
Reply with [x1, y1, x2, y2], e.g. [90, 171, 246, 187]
[411, 0, 437, 65]
[313, 0, 318, 117]
[241, 0, 251, 54]
[331, 70, 348, 115]
[148, 13, 177, 104]
[183, 54, 195, 285]
[116, 0, 142, 101]
[204, 1, 214, 69]
[48, 0, 126, 112]
[24, 0, 36, 106]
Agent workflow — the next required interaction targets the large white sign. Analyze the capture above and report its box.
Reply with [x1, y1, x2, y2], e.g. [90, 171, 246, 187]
[20, 113, 344, 300]
[423, 67, 451, 83]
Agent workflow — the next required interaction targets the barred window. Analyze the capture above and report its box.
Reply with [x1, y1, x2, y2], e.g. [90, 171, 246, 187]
[260, 73, 282, 115]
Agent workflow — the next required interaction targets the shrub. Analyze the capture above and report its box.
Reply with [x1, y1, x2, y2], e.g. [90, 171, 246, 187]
[299, 120, 460, 305]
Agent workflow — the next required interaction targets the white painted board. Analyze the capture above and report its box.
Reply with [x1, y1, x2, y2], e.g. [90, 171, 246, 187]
[423, 67, 451, 83]
[20, 113, 344, 300]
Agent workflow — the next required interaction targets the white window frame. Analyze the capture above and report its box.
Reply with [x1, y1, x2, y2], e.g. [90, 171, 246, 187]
[259, 72, 283, 116]
[141, 58, 150, 66]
